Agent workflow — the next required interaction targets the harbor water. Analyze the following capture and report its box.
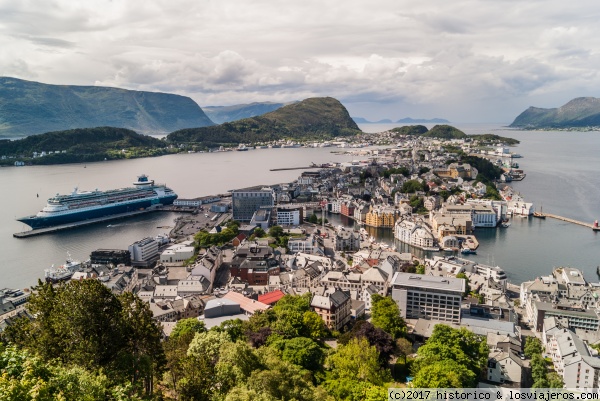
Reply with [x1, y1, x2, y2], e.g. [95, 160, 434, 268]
[1, 125, 599, 288]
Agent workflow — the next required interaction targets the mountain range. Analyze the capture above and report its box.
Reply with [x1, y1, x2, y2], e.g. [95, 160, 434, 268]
[167, 97, 361, 147]
[352, 117, 449, 124]
[0, 77, 214, 138]
[510, 97, 600, 129]
[202, 101, 296, 124]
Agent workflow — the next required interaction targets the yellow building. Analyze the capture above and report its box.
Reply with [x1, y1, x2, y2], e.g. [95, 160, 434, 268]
[365, 205, 400, 228]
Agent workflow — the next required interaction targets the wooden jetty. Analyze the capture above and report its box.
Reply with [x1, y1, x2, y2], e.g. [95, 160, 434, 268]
[544, 213, 600, 231]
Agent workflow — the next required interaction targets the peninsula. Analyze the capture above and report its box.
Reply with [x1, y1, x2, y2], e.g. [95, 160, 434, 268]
[510, 97, 600, 129]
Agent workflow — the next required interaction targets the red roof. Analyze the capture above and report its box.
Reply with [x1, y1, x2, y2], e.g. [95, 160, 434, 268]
[258, 290, 286, 305]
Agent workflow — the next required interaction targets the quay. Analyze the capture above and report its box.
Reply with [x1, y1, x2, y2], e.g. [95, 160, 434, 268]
[270, 166, 319, 171]
[14, 208, 163, 238]
[544, 213, 600, 231]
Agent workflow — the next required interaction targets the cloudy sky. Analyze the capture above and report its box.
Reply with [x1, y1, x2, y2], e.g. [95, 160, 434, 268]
[1, 0, 599, 123]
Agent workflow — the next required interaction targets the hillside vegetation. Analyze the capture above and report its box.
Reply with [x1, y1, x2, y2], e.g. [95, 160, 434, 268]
[510, 97, 600, 128]
[0, 127, 171, 165]
[391, 125, 519, 144]
[203, 101, 292, 124]
[167, 97, 361, 147]
[0, 77, 214, 138]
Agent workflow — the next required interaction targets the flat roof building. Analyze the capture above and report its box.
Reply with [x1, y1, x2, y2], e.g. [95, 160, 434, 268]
[391, 272, 465, 323]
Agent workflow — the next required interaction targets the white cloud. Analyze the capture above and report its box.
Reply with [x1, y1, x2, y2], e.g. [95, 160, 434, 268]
[1, 0, 600, 122]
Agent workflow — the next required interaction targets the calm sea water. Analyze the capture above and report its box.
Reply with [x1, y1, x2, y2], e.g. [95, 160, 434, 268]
[1, 124, 599, 288]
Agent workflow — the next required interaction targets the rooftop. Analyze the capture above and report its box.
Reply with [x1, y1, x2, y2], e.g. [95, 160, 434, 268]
[392, 272, 465, 293]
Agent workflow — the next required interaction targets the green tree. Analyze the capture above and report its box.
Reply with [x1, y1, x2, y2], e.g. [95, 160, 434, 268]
[117, 291, 166, 396]
[302, 311, 329, 339]
[279, 337, 324, 371]
[546, 371, 564, 388]
[170, 318, 206, 340]
[456, 272, 470, 296]
[371, 294, 406, 339]
[412, 325, 488, 388]
[308, 213, 319, 224]
[254, 227, 266, 238]
[524, 337, 543, 358]
[416, 264, 425, 274]
[412, 359, 476, 388]
[395, 337, 413, 364]
[402, 180, 424, 193]
[326, 338, 392, 386]
[269, 225, 284, 238]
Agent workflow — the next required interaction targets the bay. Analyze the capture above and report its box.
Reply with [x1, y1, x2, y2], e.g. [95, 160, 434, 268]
[1, 148, 358, 289]
[2, 124, 599, 289]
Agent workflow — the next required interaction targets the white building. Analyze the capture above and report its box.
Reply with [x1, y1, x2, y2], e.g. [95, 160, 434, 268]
[160, 243, 195, 264]
[276, 206, 303, 226]
[394, 217, 437, 250]
[545, 326, 600, 390]
[391, 272, 464, 323]
[129, 237, 159, 265]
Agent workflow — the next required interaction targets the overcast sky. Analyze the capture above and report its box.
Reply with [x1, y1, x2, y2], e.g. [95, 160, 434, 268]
[1, 0, 599, 123]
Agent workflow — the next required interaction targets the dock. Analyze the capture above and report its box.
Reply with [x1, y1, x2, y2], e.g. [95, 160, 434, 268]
[270, 166, 319, 171]
[544, 213, 600, 231]
[14, 209, 162, 238]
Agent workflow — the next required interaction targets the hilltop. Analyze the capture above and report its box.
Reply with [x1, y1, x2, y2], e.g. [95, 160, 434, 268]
[0, 77, 214, 138]
[390, 125, 519, 144]
[391, 124, 467, 139]
[167, 97, 361, 147]
[510, 97, 600, 129]
[203, 101, 294, 124]
[352, 117, 449, 124]
[0, 127, 170, 165]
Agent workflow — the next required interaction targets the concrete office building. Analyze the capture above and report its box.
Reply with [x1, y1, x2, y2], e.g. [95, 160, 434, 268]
[391, 272, 465, 323]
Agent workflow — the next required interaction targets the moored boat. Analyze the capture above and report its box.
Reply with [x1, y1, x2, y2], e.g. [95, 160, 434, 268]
[44, 253, 84, 283]
[17, 175, 177, 229]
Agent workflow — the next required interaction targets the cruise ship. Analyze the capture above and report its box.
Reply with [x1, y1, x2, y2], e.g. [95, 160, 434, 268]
[18, 175, 177, 229]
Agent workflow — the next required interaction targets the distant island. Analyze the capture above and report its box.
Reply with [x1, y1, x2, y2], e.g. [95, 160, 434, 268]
[203, 101, 295, 124]
[510, 97, 600, 129]
[390, 124, 519, 144]
[0, 127, 173, 165]
[0, 77, 214, 138]
[353, 116, 449, 124]
[168, 97, 361, 147]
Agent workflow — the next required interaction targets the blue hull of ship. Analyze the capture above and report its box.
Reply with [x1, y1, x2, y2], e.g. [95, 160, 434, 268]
[17, 195, 177, 229]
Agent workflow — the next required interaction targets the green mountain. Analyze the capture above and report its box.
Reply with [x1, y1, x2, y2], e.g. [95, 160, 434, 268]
[203, 101, 293, 124]
[0, 126, 169, 164]
[391, 124, 466, 139]
[510, 97, 600, 128]
[167, 97, 361, 147]
[390, 124, 519, 144]
[0, 77, 214, 138]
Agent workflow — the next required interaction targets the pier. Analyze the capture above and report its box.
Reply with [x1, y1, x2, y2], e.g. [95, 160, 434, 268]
[14, 209, 162, 238]
[270, 166, 320, 171]
[544, 213, 600, 231]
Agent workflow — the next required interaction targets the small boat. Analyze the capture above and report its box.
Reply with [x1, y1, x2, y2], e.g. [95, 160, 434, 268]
[461, 248, 477, 255]
[533, 205, 546, 219]
[501, 222, 511, 228]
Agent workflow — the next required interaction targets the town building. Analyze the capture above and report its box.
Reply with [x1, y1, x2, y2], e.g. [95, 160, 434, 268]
[333, 226, 361, 251]
[311, 288, 351, 331]
[90, 249, 131, 267]
[391, 272, 464, 323]
[394, 216, 437, 250]
[276, 206, 304, 226]
[232, 187, 274, 222]
[365, 205, 400, 228]
[128, 237, 160, 267]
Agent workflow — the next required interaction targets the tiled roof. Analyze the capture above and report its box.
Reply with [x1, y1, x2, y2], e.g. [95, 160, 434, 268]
[258, 290, 286, 305]
[222, 291, 270, 314]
